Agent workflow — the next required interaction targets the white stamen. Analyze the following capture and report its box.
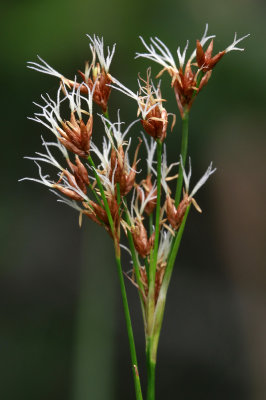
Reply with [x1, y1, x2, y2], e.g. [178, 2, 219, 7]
[189, 23, 216, 62]
[136, 36, 177, 70]
[141, 133, 157, 174]
[225, 33, 250, 53]
[177, 40, 189, 69]
[180, 155, 216, 198]
[27, 55, 62, 78]
[87, 34, 116, 72]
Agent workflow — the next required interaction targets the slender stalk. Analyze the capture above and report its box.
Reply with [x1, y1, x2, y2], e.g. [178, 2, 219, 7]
[174, 110, 189, 207]
[115, 254, 143, 400]
[88, 155, 143, 400]
[88, 182, 102, 206]
[150, 140, 163, 277]
[147, 140, 162, 324]
[88, 155, 116, 239]
[124, 199, 145, 305]
[145, 139, 162, 400]
[149, 214, 153, 237]
[103, 108, 110, 120]
[150, 206, 190, 362]
[146, 338, 156, 400]
[146, 114, 191, 384]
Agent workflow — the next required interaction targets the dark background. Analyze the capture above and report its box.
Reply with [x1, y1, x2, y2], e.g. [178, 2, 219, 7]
[1, 0, 266, 399]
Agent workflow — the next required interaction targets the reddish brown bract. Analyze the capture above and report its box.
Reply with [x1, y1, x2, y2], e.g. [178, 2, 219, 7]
[58, 113, 93, 158]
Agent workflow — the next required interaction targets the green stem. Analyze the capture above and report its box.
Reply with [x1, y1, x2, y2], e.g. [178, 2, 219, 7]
[124, 200, 145, 306]
[88, 155, 116, 239]
[88, 156, 143, 400]
[151, 140, 163, 274]
[147, 111, 191, 368]
[88, 182, 102, 206]
[149, 141, 162, 289]
[146, 338, 156, 400]
[103, 108, 110, 120]
[150, 206, 190, 363]
[174, 110, 189, 207]
[115, 255, 143, 400]
[146, 140, 162, 336]
[149, 214, 153, 237]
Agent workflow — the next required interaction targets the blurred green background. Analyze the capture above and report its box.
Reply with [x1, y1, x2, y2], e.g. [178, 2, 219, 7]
[1, 0, 266, 399]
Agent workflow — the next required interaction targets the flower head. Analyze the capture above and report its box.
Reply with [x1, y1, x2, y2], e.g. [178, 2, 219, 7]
[20, 137, 90, 202]
[30, 83, 94, 158]
[90, 112, 141, 197]
[165, 156, 216, 230]
[136, 25, 250, 117]
[110, 69, 173, 141]
[28, 35, 116, 112]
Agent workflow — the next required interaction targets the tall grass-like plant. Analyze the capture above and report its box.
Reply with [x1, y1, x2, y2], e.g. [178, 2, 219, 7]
[21, 26, 249, 400]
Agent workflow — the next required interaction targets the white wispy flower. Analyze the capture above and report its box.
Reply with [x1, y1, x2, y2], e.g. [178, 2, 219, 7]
[161, 146, 179, 194]
[141, 133, 157, 174]
[157, 229, 173, 264]
[63, 80, 94, 118]
[87, 34, 116, 72]
[129, 185, 157, 223]
[52, 191, 83, 212]
[108, 76, 160, 120]
[90, 137, 111, 174]
[188, 24, 216, 63]
[136, 24, 215, 71]
[180, 156, 216, 199]
[136, 36, 177, 71]
[20, 137, 89, 201]
[100, 111, 138, 150]
[29, 83, 93, 138]
[225, 32, 250, 53]
[27, 55, 63, 79]
[90, 113, 140, 195]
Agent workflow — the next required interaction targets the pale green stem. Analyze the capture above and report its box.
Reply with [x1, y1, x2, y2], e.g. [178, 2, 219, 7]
[174, 109, 189, 207]
[150, 206, 190, 362]
[146, 337, 156, 400]
[145, 139, 162, 400]
[123, 199, 145, 307]
[147, 140, 162, 331]
[87, 155, 143, 400]
[149, 214, 153, 237]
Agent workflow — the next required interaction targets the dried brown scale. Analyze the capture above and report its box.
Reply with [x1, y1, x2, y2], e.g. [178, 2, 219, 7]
[137, 260, 166, 304]
[196, 40, 225, 72]
[137, 174, 157, 216]
[78, 68, 112, 113]
[140, 104, 168, 141]
[57, 113, 93, 158]
[172, 62, 197, 112]
[83, 208, 104, 227]
[139, 267, 148, 295]
[80, 119, 91, 150]
[137, 69, 169, 141]
[74, 156, 90, 185]
[169, 39, 227, 117]
[119, 139, 142, 196]
[109, 139, 142, 197]
[166, 194, 190, 230]
[53, 184, 84, 201]
[86, 200, 109, 225]
[131, 219, 152, 259]
[82, 196, 120, 237]
[154, 264, 167, 304]
[109, 146, 124, 184]
[66, 156, 89, 194]
[58, 138, 88, 158]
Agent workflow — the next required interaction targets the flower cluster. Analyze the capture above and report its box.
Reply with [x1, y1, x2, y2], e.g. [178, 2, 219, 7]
[136, 24, 249, 116]
[22, 30, 249, 393]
